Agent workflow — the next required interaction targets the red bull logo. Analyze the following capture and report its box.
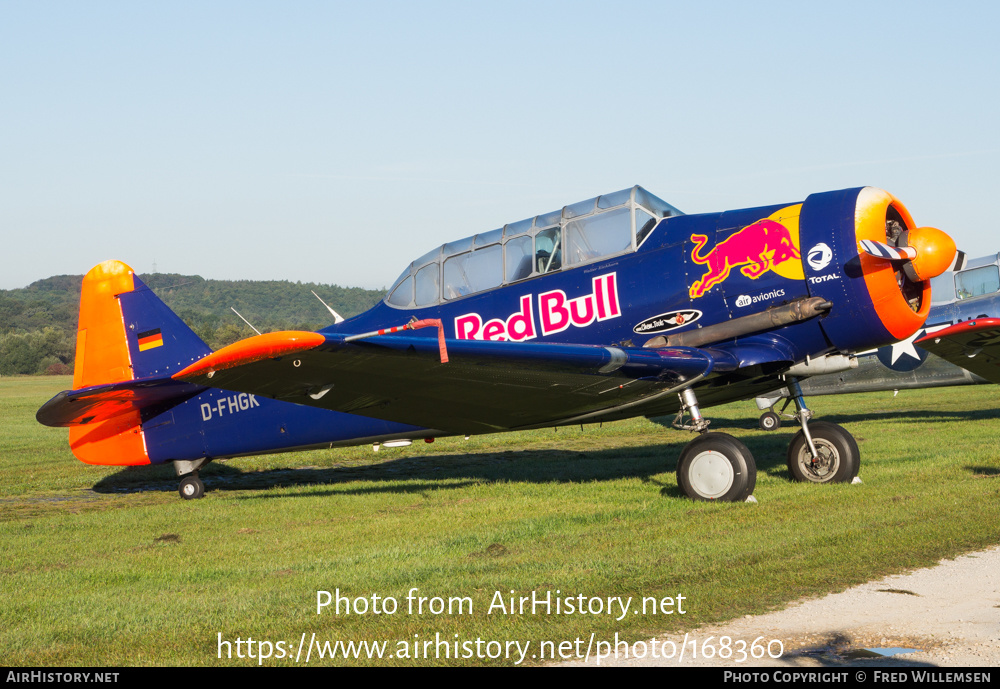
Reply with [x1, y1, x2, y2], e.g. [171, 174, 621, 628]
[455, 273, 620, 341]
[688, 206, 804, 299]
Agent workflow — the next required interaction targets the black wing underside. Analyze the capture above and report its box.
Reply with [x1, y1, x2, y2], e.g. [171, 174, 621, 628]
[174, 334, 729, 434]
[39, 330, 799, 435]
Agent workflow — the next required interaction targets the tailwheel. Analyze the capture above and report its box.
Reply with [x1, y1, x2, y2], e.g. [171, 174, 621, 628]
[677, 432, 757, 502]
[178, 473, 205, 500]
[759, 411, 781, 431]
[787, 421, 860, 484]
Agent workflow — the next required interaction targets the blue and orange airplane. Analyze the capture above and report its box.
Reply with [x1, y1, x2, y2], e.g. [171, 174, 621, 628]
[37, 186, 958, 502]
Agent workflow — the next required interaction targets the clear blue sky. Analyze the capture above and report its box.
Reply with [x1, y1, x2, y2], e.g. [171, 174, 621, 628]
[2, 1, 997, 291]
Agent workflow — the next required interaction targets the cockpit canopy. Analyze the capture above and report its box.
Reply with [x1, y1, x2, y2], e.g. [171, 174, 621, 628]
[385, 185, 682, 308]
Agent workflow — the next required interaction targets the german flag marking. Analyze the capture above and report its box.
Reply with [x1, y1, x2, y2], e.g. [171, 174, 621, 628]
[137, 328, 164, 351]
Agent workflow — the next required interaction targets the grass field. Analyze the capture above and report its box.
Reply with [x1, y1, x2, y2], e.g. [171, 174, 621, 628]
[3, 375, 999, 666]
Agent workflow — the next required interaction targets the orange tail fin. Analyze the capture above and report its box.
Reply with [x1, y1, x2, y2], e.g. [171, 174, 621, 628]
[68, 261, 149, 466]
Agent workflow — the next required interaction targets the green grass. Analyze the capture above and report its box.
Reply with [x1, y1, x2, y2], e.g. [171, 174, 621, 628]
[2, 376, 999, 665]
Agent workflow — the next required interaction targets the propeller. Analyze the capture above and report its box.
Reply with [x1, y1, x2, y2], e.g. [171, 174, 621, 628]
[859, 225, 957, 281]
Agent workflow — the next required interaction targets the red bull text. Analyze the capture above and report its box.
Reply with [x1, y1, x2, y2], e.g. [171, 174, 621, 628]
[455, 273, 620, 341]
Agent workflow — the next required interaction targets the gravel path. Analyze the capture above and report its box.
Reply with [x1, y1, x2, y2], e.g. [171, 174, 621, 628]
[563, 546, 1000, 667]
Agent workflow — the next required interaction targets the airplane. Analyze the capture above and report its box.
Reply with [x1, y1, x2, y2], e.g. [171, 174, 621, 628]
[36, 185, 958, 502]
[753, 252, 1000, 430]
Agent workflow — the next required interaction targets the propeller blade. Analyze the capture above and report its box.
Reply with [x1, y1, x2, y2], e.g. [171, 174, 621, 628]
[859, 239, 917, 260]
[950, 250, 968, 272]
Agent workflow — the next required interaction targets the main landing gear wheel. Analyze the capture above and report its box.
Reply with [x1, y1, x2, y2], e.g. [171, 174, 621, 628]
[179, 474, 205, 500]
[787, 421, 860, 484]
[759, 411, 781, 431]
[677, 433, 757, 502]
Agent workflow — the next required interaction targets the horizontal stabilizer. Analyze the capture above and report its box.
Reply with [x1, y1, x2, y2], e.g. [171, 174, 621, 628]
[173, 331, 326, 379]
[36, 377, 206, 427]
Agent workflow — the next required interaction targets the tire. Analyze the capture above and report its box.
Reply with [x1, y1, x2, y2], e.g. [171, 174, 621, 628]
[677, 432, 757, 502]
[786, 421, 860, 484]
[179, 474, 205, 500]
[759, 411, 781, 431]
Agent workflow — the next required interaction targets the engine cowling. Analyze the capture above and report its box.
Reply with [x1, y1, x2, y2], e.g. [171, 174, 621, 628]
[799, 187, 955, 353]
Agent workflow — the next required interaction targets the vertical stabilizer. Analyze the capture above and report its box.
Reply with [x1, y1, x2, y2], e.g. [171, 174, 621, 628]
[67, 261, 212, 466]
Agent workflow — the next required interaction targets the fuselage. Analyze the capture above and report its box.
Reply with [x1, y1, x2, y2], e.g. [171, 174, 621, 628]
[45, 185, 953, 468]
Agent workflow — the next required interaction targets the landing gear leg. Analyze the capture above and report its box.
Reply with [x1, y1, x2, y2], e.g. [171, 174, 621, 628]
[674, 388, 757, 502]
[673, 387, 711, 433]
[788, 378, 818, 458]
[785, 377, 860, 484]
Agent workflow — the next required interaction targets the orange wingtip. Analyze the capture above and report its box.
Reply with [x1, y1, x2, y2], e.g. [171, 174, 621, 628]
[172, 331, 325, 380]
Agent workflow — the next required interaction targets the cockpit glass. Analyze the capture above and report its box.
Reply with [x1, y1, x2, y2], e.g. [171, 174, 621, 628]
[443, 244, 503, 300]
[505, 235, 533, 282]
[634, 187, 682, 217]
[413, 247, 441, 268]
[387, 275, 413, 307]
[636, 208, 657, 247]
[414, 264, 439, 307]
[503, 218, 533, 237]
[564, 197, 597, 219]
[597, 188, 631, 209]
[443, 237, 474, 255]
[534, 227, 561, 274]
[384, 186, 683, 308]
[475, 228, 503, 247]
[564, 207, 631, 266]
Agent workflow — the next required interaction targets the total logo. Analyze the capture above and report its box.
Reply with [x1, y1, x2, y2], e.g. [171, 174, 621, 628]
[808, 273, 842, 284]
[455, 273, 621, 341]
[805, 242, 841, 284]
[735, 289, 785, 308]
[807, 243, 833, 271]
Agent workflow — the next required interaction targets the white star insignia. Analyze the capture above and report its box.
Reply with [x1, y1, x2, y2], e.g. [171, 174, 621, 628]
[888, 323, 951, 364]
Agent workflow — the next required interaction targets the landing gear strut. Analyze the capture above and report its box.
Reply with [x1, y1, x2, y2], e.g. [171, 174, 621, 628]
[673, 388, 756, 502]
[783, 377, 860, 484]
[788, 422, 860, 483]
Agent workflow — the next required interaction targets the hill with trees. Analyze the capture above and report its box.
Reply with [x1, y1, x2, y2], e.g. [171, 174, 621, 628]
[0, 272, 385, 376]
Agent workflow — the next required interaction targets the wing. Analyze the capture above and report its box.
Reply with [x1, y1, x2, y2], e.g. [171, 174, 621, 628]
[169, 330, 752, 434]
[915, 318, 1000, 384]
